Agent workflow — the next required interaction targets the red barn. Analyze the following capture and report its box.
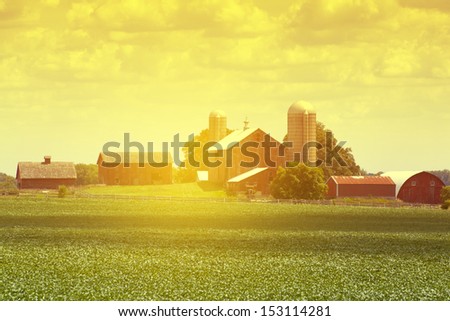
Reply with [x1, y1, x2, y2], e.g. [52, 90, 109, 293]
[208, 127, 285, 185]
[16, 156, 77, 189]
[382, 171, 445, 204]
[97, 152, 173, 185]
[327, 176, 396, 199]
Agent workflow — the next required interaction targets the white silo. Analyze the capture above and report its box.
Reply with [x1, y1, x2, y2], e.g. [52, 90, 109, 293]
[209, 110, 227, 142]
[287, 101, 317, 165]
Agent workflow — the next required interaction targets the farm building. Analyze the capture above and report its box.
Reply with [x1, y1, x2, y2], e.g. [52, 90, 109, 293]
[207, 127, 285, 186]
[382, 171, 445, 204]
[16, 156, 77, 189]
[204, 102, 317, 194]
[97, 152, 173, 185]
[227, 167, 276, 195]
[326, 176, 396, 199]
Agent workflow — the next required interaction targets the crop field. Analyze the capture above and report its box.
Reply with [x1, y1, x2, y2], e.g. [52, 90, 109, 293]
[1, 197, 449, 301]
[82, 182, 228, 198]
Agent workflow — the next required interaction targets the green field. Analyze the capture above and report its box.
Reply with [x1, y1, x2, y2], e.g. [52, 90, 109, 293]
[82, 182, 228, 198]
[1, 197, 449, 301]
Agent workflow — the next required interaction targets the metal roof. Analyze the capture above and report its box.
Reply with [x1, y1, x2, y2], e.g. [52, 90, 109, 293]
[98, 152, 173, 165]
[329, 176, 395, 185]
[208, 127, 283, 152]
[227, 167, 269, 183]
[208, 128, 259, 151]
[381, 171, 422, 196]
[17, 162, 77, 179]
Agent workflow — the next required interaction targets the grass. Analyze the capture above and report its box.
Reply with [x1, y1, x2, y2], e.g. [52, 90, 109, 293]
[0, 197, 449, 301]
[81, 182, 228, 199]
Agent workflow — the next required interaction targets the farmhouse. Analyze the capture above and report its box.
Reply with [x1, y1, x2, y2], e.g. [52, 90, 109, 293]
[97, 152, 173, 185]
[382, 171, 445, 204]
[16, 156, 77, 189]
[326, 176, 396, 199]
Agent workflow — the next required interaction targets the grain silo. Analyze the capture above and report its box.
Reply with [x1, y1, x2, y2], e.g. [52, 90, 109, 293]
[209, 110, 227, 142]
[287, 101, 317, 165]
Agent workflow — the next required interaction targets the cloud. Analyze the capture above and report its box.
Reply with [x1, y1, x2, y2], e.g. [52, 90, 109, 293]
[41, 0, 59, 7]
[292, 0, 398, 29]
[94, 0, 178, 32]
[66, 1, 97, 28]
[376, 47, 421, 77]
[0, 0, 35, 29]
[202, 0, 277, 37]
[399, 0, 450, 11]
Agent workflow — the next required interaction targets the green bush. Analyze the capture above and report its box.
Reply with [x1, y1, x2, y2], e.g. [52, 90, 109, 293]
[58, 185, 68, 198]
[441, 200, 450, 210]
[6, 188, 19, 195]
[270, 164, 327, 200]
[440, 186, 450, 202]
[0, 173, 18, 195]
[75, 164, 99, 185]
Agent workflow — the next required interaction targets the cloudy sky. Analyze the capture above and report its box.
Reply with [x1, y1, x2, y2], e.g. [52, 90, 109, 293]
[1, 0, 449, 175]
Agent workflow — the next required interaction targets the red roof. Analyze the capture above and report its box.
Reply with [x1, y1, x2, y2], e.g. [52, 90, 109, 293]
[329, 176, 395, 185]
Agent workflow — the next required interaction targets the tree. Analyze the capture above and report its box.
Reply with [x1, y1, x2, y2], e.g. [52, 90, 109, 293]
[173, 166, 197, 183]
[430, 170, 450, 186]
[58, 185, 68, 198]
[270, 163, 327, 200]
[283, 122, 361, 180]
[315, 122, 361, 179]
[441, 186, 450, 202]
[75, 164, 98, 185]
[0, 173, 18, 195]
[178, 128, 233, 183]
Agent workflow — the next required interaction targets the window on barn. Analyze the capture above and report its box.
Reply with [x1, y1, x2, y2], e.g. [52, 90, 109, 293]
[430, 181, 435, 187]
[411, 181, 417, 187]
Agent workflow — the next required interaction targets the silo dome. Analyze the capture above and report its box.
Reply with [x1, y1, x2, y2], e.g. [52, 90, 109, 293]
[209, 109, 227, 142]
[288, 101, 315, 114]
[209, 110, 226, 118]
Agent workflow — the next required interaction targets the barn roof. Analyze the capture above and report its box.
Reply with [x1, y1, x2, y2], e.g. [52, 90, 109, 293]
[228, 167, 269, 183]
[17, 162, 77, 179]
[329, 176, 395, 185]
[208, 128, 282, 152]
[97, 152, 173, 165]
[208, 128, 259, 151]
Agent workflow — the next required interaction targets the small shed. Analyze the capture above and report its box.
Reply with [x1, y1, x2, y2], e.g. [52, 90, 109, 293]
[16, 156, 77, 189]
[382, 171, 445, 204]
[327, 176, 396, 199]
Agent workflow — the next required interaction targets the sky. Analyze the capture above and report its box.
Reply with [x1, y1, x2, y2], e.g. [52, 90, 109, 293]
[1, 0, 449, 176]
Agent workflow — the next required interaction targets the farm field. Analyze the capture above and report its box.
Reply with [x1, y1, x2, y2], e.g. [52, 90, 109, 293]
[81, 182, 228, 199]
[0, 197, 449, 301]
